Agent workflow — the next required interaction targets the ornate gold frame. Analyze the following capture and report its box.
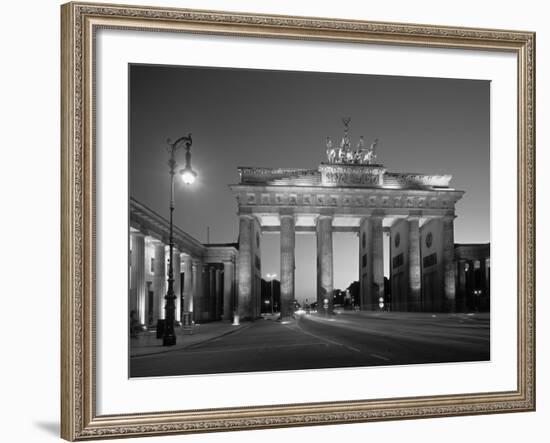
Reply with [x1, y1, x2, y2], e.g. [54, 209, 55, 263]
[61, 2, 536, 440]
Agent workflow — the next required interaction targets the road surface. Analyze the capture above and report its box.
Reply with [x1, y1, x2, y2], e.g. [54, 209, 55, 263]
[130, 311, 490, 377]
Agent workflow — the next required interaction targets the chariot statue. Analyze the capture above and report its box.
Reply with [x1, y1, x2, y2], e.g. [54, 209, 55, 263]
[324, 119, 379, 166]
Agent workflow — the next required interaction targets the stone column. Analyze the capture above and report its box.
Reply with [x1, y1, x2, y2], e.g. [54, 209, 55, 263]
[442, 216, 456, 312]
[358, 218, 370, 311]
[191, 260, 202, 322]
[172, 249, 181, 323]
[458, 260, 467, 312]
[407, 217, 421, 311]
[252, 218, 262, 320]
[130, 233, 146, 325]
[479, 258, 487, 295]
[204, 266, 210, 320]
[280, 213, 296, 321]
[223, 260, 235, 321]
[152, 241, 166, 322]
[466, 260, 474, 310]
[479, 258, 488, 310]
[215, 268, 222, 320]
[210, 266, 217, 320]
[198, 264, 207, 321]
[182, 257, 193, 312]
[202, 264, 214, 320]
[237, 215, 253, 321]
[371, 216, 385, 310]
[316, 215, 334, 314]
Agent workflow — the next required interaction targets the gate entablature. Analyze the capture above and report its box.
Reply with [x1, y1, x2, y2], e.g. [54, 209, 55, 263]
[231, 181, 462, 220]
[238, 165, 452, 190]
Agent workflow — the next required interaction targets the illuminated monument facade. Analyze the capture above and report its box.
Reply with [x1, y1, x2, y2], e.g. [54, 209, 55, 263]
[129, 120, 481, 328]
[230, 119, 465, 321]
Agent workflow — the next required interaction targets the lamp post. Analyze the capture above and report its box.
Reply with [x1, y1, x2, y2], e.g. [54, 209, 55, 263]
[266, 273, 277, 314]
[163, 133, 197, 347]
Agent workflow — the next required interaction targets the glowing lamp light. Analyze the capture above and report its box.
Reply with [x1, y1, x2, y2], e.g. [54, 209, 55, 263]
[180, 166, 197, 184]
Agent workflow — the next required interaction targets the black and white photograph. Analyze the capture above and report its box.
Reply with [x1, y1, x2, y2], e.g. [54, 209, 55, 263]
[128, 64, 490, 378]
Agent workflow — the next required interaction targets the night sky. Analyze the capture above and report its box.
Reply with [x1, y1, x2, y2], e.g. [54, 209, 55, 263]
[130, 64, 489, 304]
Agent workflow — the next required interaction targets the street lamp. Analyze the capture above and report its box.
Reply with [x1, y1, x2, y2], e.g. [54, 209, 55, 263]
[266, 273, 277, 314]
[163, 133, 196, 347]
[180, 142, 197, 185]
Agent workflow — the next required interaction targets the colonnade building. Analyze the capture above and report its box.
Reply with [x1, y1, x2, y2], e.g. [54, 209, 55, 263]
[129, 198, 238, 328]
[454, 243, 491, 312]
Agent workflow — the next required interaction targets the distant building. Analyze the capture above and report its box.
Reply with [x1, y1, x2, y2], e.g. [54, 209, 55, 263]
[454, 243, 491, 312]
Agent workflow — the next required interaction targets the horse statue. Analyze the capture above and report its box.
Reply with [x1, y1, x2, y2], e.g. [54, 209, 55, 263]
[326, 137, 337, 164]
[337, 145, 346, 163]
[355, 136, 366, 164]
[369, 138, 379, 164]
[362, 149, 373, 164]
[361, 138, 378, 165]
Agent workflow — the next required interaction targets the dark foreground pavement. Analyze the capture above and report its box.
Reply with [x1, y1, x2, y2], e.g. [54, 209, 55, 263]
[130, 311, 490, 378]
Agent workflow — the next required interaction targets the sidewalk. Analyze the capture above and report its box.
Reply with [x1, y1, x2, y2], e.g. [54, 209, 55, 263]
[130, 321, 251, 358]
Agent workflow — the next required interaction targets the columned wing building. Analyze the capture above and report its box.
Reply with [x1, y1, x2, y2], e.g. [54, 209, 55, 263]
[129, 198, 238, 328]
[230, 122, 465, 320]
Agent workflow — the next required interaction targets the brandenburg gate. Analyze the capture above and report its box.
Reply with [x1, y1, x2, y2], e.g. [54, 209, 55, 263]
[230, 120, 464, 321]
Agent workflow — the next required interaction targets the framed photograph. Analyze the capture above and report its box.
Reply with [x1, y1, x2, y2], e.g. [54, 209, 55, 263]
[61, 2, 536, 440]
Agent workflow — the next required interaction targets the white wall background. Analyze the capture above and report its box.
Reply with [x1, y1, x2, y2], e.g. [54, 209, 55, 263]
[0, 0, 546, 442]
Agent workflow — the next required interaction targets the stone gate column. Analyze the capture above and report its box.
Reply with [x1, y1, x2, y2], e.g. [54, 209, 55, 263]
[316, 215, 334, 314]
[237, 215, 253, 322]
[172, 249, 181, 323]
[280, 213, 296, 321]
[442, 216, 456, 312]
[371, 216, 385, 310]
[408, 216, 421, 311]
[223, 260, 235, 321]
[130, 232, 146, 325]
[358, 218, 370, 310]
[152, 241, 166, 322]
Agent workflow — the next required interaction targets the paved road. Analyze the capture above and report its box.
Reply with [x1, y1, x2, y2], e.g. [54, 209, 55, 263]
[130, 312, 489, 377]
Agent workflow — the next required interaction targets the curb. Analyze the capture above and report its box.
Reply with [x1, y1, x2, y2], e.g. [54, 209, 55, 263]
[184, 322, 252, 350]
[131, 322, 253, 358]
